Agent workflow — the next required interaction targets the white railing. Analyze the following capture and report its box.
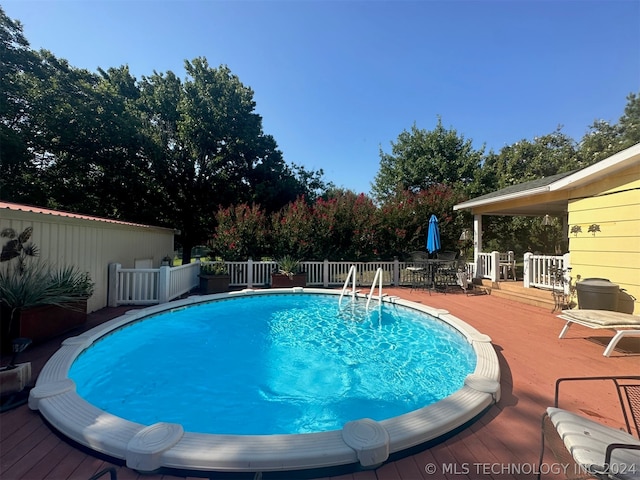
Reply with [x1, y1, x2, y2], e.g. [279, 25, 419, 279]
[109, 259, 411, 306]
[474, 251, 515, 282]
[109, 253, 571, 306]
[524, 252, 570, 290]
[108, 262, 200, 306]
[162, 262, 200, 302]
[109, 267, 159, 305]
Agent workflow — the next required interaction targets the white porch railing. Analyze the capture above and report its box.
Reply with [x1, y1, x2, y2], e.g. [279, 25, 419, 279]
[524, 252, 571, 291]
[470, 251, 571, 291]
[473, 251, 514, 282]
[108, 253, 571, 306]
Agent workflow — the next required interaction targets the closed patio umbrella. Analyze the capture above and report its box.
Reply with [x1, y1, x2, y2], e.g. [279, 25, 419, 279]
[426, 214, 441, 254]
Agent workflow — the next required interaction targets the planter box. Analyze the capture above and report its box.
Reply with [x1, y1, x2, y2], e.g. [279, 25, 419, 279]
[0, 301, 88, 353]
[199, 275, 231, 294]
[271, 273, 307, 288]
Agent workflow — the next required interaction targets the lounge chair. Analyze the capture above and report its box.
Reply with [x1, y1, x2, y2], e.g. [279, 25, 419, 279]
[557, 309, 640, 357]
[538, 376, 640, 480]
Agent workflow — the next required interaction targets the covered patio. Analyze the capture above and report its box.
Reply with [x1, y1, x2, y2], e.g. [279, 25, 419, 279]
[454, 144, 640, 314]
[1, 287, 637, 480]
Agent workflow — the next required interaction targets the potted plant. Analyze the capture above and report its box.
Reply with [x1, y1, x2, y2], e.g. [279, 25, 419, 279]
[271, 256, 306, 288]
[0, 227, 95, 352]
[199, 261, 231, 294]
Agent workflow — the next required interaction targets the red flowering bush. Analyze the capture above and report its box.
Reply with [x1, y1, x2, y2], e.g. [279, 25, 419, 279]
[209, 203, 269, 260]
[208, 186, 467, 261]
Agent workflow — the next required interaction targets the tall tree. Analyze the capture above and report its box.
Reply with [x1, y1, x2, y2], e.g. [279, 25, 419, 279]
[139, 59, 324, 263]
[372, 119, 483, 203]
[0, 7, 41, 201]
[578, 91, 640, 164]
[24, 54, 150, 218]
[482, 129, 578, 189]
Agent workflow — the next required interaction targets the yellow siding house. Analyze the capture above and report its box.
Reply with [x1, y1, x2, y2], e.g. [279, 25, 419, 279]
[454, 143, 640, 313]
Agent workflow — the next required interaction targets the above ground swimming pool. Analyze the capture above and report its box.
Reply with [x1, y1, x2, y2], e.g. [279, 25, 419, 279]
[29, 288, 500, 475]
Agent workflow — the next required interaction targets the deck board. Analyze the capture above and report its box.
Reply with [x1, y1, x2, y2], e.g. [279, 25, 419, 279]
[1, 287, 637, 480]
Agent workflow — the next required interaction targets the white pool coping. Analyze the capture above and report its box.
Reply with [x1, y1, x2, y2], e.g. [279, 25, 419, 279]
[29, 288, 501, 474]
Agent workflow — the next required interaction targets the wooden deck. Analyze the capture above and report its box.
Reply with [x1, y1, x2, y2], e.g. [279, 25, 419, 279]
[1, 287, 638, 480]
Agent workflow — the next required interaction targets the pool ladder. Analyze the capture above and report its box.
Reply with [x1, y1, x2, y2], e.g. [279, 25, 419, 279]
[338, 266, 385, 310]
[339, 265, 358, 306]
[366, 268, 385, 310]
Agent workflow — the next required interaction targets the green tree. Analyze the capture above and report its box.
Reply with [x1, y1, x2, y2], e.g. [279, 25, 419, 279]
[482, 129, 578, 190]
[13, 52, 152, 218]
[578, 92, 640, 164]
[618, 92, 640, 148]
[139, 59, 328, 263]
[372, 119, 483, 203]
[0, 7, 42, 202]
[376, 185, 465, 258]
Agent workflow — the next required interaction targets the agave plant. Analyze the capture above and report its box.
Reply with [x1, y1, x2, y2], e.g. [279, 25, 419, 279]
[0, 228, 95, 333]
[275, 256, 301, 279]
[200, 262, 228, 276]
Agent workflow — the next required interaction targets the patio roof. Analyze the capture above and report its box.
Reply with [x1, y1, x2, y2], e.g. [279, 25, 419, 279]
[453, 143, 640, 216]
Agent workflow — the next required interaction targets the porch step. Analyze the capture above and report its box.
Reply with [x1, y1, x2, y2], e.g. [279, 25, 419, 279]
[476, 280, 557, 311]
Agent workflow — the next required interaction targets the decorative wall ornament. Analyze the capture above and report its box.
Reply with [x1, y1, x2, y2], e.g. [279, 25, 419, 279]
[570, 225, 582, 236]
[588, 224, 601, 236]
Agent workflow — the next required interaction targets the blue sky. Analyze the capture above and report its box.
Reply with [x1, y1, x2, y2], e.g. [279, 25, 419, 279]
[4, 1, 639, 195]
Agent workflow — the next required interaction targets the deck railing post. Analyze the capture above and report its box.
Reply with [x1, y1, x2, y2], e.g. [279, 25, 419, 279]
[247, 258, 254, 288]
[323, 259, 329, 287]
[562, 252, 571, 295]
[107, 263, 121, 307]
[490, 251, 500, 282]
[158, 266, 171, 303]
[523, 252, 533, 288]
[393, 257, 400, 286]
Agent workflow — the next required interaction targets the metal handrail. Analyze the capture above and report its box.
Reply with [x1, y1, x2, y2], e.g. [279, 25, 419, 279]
[339, 265, 357, 305]
[366, 268, 384, 310]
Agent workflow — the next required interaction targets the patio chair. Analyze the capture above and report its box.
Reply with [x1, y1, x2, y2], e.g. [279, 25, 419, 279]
[407, 251, 431, 291]
[498, 251, 517, 281]
[409, 251, 430, 264]
[433, 252, 469, 294]
[556, 309, 640, 357]
[538, 376, 640, 480]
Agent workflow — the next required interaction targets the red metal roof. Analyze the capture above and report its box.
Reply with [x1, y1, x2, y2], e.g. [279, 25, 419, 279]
[0, 201, 172, 231]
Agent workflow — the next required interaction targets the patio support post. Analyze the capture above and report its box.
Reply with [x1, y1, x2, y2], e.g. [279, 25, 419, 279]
[158, 266, 170, 303]
[523, 252, 533, 288]
[473, 215, 483, 278]
[107, 263, 121, 307]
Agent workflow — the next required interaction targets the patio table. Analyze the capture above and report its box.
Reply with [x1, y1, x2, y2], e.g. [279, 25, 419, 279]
[407, 259, 450, 292]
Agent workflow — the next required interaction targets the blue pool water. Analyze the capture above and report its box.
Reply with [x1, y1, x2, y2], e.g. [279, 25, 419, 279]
[69, 294, 476, 435]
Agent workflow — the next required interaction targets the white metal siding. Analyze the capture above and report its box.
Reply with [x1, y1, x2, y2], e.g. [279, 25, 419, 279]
[0, 208, 174, 312]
